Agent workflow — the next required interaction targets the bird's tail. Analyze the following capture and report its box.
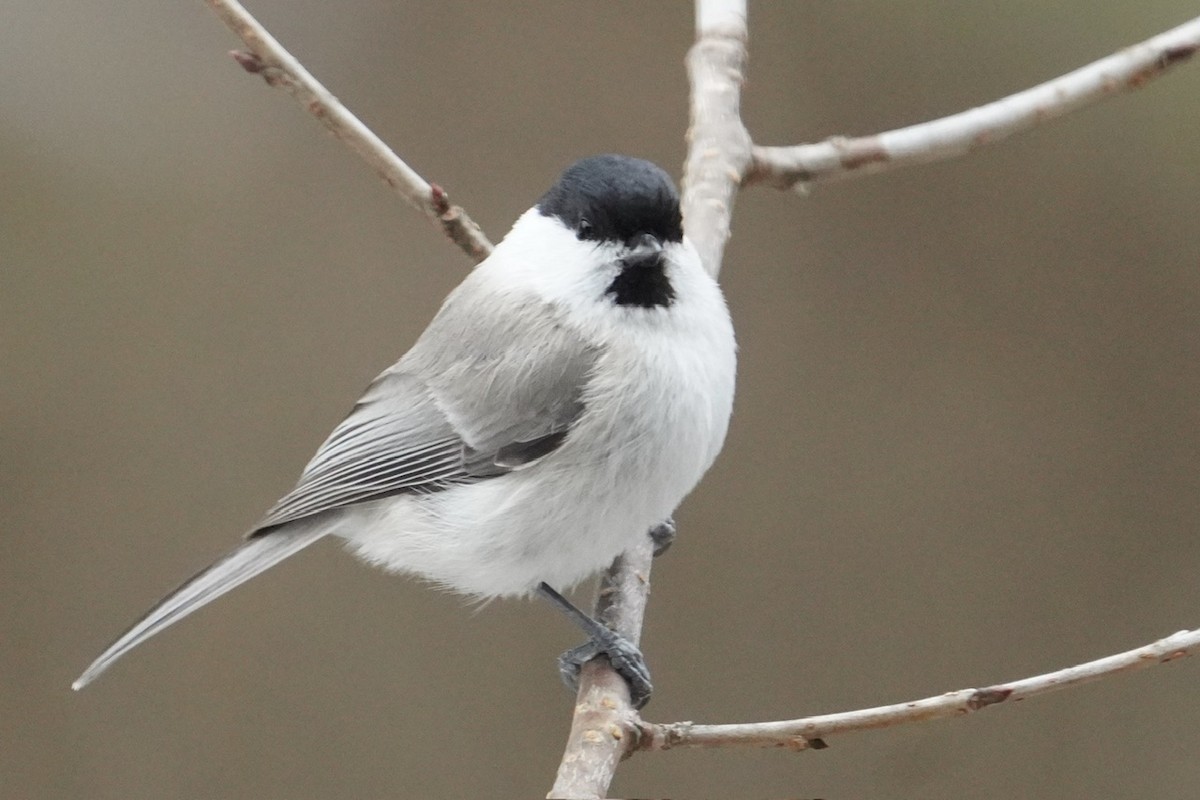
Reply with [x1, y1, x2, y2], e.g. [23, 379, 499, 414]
[72, 525, 328, 690]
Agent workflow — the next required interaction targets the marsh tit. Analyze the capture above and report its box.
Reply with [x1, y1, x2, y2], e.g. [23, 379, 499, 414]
[73, 155, 737, 707]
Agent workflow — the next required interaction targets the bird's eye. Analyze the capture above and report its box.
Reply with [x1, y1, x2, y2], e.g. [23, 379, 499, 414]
[577, 218, 594, 239]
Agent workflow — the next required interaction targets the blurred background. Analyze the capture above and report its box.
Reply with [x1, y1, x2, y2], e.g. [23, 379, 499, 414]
[4, 2, 1199, 797]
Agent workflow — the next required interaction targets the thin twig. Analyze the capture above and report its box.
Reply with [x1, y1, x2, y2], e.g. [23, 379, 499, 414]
[205, 0, 493, 262]
[637, 628, 1200, 752]
[746, 15, 1200, 191]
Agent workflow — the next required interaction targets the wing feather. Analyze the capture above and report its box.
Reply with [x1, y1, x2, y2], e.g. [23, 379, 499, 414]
[253, 285, 600, 534]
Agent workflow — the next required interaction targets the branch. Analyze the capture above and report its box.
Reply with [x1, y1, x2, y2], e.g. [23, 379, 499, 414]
[547, 3, 750, 797]
[746, 15, 1200, 190]
[637, 628, 1200, 752]
[681, 0, 753, 278]
[548, 536, 656, 799]
[204, 0, 493, 262]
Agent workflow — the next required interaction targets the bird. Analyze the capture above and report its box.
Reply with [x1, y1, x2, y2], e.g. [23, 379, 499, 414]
[73, 154, 737, 708]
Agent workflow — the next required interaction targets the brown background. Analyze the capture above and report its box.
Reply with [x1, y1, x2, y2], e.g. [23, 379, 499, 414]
[4, 2, 1200, 798]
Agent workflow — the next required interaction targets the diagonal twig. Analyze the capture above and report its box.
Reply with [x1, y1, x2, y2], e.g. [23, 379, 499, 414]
[746, 15, 1200, 190]
[205, 0, 493, 262]
[638, 628, 1200, 752]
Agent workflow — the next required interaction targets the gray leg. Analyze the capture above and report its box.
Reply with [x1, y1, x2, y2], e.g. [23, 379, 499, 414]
[537, 582, 653, 709]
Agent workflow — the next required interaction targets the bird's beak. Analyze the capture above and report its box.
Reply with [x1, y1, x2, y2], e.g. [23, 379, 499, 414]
[621, 233, 664, 270]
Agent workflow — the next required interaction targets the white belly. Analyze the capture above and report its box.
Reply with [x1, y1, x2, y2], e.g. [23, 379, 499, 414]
[343, 315, 735, 599]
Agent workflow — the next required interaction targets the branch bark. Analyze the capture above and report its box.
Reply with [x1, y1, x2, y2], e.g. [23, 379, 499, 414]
[682, 0, 753, 278]
[205, 0, 493, 262]
[637, 628, 1200, 752]
[547, 537, 656, 799]
[745, 15, 1200, 190]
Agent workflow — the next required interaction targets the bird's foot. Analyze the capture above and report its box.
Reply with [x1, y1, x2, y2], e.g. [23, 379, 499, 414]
[537, 582, 653, 709]
[649, 517, 676, 556]
[555, 630, 653, 710]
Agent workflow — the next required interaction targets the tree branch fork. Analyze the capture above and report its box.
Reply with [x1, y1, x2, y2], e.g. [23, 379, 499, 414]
[200, 0, 1200, 795]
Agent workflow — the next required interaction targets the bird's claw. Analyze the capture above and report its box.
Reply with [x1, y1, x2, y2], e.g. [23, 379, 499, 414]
[538, 581, 655, 709]
[556, 627, 654, 710]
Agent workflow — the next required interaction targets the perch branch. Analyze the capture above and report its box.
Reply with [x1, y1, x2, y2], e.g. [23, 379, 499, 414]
[746, 14, 1200, 190]
[204, 0, 493, 262]
[548, 536, 656, 799]
[548, 1, 750, 796]
[637, 628, 1200, 752]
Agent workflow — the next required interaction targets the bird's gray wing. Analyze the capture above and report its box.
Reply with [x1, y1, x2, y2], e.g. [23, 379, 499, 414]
[254, 288, 600, 533]
[72, 287, 599, 689]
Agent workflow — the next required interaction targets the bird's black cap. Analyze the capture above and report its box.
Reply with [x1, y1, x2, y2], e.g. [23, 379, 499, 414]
[537, 155, 684, 246]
